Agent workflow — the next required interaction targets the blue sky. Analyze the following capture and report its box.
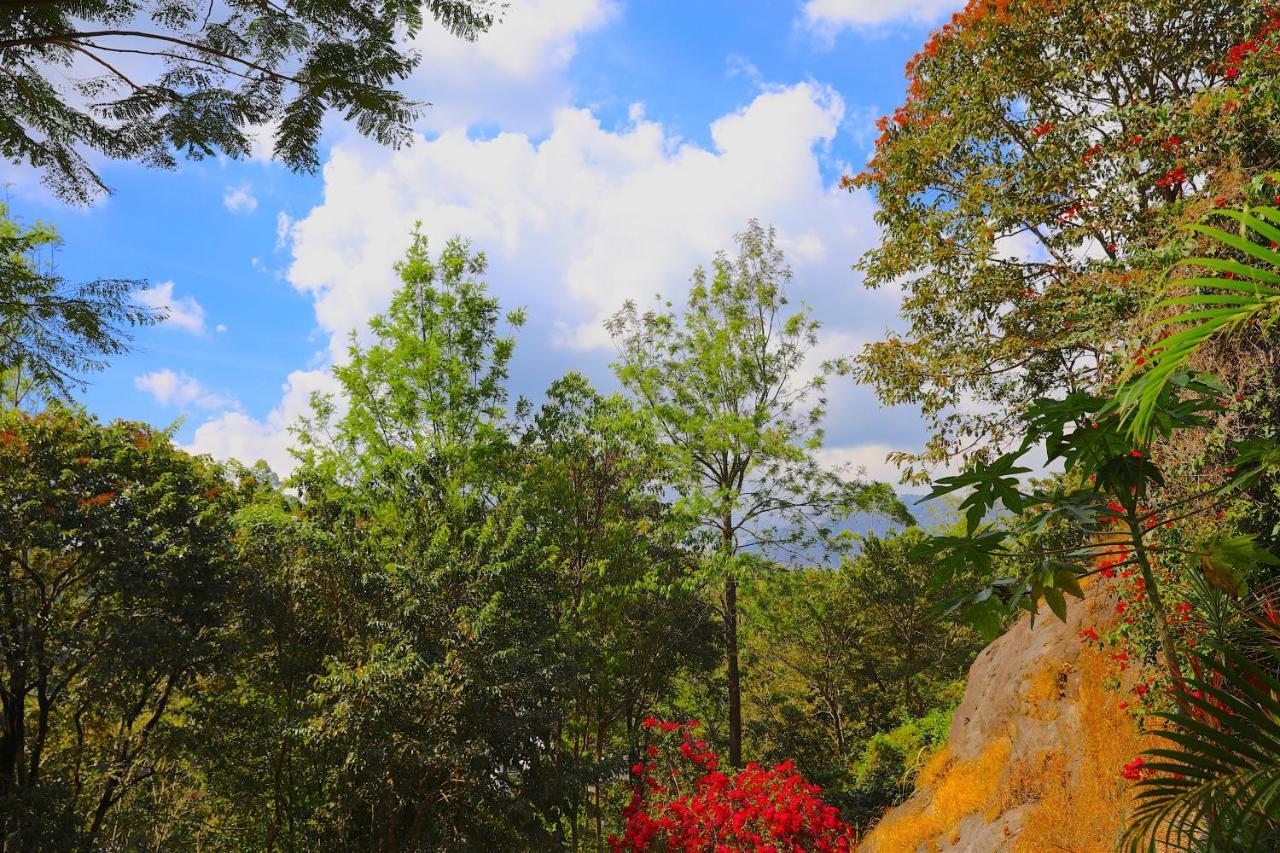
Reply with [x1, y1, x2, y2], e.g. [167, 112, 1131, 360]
[2, 0, 965, 484]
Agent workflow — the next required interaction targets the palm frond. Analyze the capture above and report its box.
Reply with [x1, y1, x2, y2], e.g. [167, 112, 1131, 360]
[1115, 204, 1280, 439]
[1120, 621, 1280, 852]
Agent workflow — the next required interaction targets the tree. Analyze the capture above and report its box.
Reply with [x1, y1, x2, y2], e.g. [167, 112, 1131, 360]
[290, 230, 569, 849]
[848, 0, 1278, 483]
[0, 0, 496, 203]
[0, 406, 237, 850]
[607, 220, 909, 768]
[0, 203, 158, 407]
[742, 530, 979, 798]
[518, 374, 718, 849]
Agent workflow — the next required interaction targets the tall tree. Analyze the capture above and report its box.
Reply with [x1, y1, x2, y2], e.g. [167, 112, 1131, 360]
[0, 204, 158, 408]
[519, 374, 718, 849]
[0, 406, 237, 850]
[290, 230, 568, 849]
[849, 0, 1277, 482]
[608, 220, 909, 768]
[0, 0, 496, 202]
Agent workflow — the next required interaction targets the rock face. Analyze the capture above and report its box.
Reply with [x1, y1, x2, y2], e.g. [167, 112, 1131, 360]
[862, 582, 1148, 853]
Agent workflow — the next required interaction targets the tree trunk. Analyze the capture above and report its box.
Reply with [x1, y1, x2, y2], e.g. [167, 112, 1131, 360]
[725, 574, 742, 768]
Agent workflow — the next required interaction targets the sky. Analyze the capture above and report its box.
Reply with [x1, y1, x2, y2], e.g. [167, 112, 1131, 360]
[2, 0, 968, 485]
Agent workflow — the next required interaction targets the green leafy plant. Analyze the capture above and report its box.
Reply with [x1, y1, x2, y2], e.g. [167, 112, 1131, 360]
[1121, 611, 1280, 851]
[1117, 186, 1280, 438]
[921, 373, 1277, 706]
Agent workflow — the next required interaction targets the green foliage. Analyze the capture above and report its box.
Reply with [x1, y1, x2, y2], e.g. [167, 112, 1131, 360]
[0, 405, 238, 848]
[609, 219, 910, 767]
[1116, 193, 1280, 438]
[288, 231, 569, 848]
[923, 374, 1269, 640]
[1122, 617, 1280, 851]
[847, 698, 957, 829]
[742, 530, 978, 826]
[851, 0, 1279, 483]
[0, 203, 158, 406]
[0, 0, 495, 202]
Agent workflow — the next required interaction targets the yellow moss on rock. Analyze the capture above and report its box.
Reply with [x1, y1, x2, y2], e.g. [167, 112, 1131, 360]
[1010, 648, 1155, 853]
[862, 738, 1012, 853]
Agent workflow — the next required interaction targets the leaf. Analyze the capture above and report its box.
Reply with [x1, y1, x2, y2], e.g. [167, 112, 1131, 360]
[1042, 585, 1068, 622]
[1197, 535, 1280, 598]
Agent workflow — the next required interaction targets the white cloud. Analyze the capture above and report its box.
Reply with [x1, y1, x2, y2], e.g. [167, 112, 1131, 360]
[406, 0, 616, 132]
[135, 369, 234, 410]
[191, 83, 902, 477]
[275, 211, 294, 251]
[215, 323, 228, 333]
[223, 183, 258, 213]
[288, 82, 882, 357]
[803, 0, 962, 29]
[819, 443, 916, 486]
[186, 368, 340, 475]
[135, 281, 207, 334]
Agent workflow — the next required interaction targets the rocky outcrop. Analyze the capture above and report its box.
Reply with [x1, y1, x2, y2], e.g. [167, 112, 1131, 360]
[862, 582, 1149, 852]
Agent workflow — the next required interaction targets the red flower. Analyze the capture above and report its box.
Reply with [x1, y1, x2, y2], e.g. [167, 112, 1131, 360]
[1155, 166, 1185, 189]
[1121, 757, 1150, 781]
[615, 721, 856, 852]
[1032, 121, 1055, 137]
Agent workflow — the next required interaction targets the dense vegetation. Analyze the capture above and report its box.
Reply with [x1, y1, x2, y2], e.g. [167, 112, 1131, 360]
[5, 0, 1280, 850]
[0, 210, 972, 849]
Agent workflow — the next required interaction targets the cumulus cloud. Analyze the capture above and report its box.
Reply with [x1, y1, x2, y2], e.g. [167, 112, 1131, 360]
[802, 0, 963, 30]
[186, 368, 339, 475]
[407, 0, 616, 132]
[189, 82, 911, 475]
[223, 183, 258, 213]
[135, 281, 207, 334]
[288, 82, 883, 357]
[135, 369, 234, 410]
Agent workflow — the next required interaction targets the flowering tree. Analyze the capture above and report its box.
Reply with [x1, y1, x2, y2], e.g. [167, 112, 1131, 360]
[609, 719, 857, 852]
[848, 0, 1280, 483]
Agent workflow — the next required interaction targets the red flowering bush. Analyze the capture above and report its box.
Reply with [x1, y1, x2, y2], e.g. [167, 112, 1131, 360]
[609, 719, 857, 852]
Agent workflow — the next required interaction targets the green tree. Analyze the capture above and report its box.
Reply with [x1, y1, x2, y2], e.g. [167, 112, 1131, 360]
[0, 203, 158, 407]
[290, 230, 568, 849]
[0, 0, 496, 202]
[742, 530, 978, 801]
[607, 220, 909, 768]
[0, 406, 237, 850]
[519, 374, 718, 849]
[849, 0, 1277, 483]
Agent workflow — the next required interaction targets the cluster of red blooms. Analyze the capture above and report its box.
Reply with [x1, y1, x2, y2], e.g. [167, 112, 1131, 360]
[610, 719, 856, 853]
[1120, 757, 1153, 781]
[1225, 6, 1280, 81]
[1154, 166, 1186, 189]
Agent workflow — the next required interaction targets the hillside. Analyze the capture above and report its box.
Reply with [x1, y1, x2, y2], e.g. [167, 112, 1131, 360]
[862, 579, 1149, 852]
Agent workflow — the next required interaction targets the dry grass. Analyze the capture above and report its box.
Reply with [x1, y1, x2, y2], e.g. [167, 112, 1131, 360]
[1010, 648, 1155, 853]
[862, 738, 1012, 853]
[861, 647, 1154, 852]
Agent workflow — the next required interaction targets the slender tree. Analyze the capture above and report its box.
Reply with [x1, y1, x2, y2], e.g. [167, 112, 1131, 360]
[608, 220, 909, 767]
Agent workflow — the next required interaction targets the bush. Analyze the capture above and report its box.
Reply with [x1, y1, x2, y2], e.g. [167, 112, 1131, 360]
[610, 719, 857, 852]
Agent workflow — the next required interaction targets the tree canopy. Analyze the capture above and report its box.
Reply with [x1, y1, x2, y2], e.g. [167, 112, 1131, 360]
[0, 0, 496, 203]
[850, 0, 1277, 482]
[0, 203, 158, 408]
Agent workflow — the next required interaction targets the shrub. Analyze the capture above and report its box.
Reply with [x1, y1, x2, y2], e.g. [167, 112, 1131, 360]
[609, 719, 857, 852]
